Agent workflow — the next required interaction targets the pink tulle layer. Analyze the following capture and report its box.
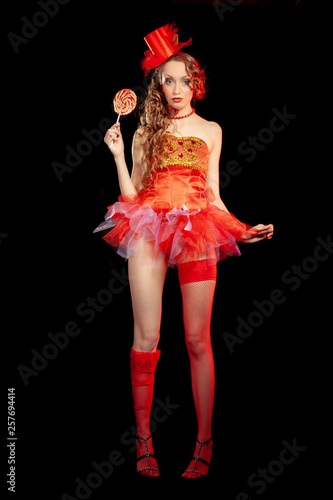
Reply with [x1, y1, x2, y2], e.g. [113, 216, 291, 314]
[94, 195, 254, 268]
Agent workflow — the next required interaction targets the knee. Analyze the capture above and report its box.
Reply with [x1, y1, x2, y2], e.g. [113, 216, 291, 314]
[134, 326, 160, 352]
[185, 329, 210, 358]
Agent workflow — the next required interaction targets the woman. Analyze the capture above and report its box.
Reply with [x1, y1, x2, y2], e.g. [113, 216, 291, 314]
[95, 24, 274, 478]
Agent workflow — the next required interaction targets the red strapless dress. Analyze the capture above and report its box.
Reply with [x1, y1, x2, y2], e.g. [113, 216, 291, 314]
[94, 134, 254, 267]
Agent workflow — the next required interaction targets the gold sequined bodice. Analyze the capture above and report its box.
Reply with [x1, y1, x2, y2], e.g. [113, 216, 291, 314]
[139, 134, 210, 210]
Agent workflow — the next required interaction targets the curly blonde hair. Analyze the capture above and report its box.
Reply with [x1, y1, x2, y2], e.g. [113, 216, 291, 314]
[138, 52, 207, 187]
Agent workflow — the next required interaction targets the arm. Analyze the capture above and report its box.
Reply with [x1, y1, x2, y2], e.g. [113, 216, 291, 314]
[206, 122, 274, 243]
[104, 122, 140, 198]
[130, 128, 145, 193]
[205, 123, 229, 212]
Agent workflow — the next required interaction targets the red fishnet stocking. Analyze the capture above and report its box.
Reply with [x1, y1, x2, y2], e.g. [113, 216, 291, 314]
[178, 262, 216, 477]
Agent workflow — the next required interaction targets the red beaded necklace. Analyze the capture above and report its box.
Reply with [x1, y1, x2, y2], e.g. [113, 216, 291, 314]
[167, 108, 195, 120]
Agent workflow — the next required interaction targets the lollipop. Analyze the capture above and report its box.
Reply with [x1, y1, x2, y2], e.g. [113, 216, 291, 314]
[114, 88, 137, 116]
[111, 88, 137, 148]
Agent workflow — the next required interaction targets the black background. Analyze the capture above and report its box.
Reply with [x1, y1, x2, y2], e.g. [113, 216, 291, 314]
[2, 0, 331, 498]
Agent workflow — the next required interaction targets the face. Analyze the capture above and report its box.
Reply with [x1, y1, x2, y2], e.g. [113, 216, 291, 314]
[161, 60, 194, 112]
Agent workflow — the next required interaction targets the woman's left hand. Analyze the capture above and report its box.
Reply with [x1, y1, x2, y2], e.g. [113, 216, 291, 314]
[242, 224, 274, 244]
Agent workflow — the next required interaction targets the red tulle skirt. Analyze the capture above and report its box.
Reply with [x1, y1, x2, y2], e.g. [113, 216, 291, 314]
[94, 194, 253, 268]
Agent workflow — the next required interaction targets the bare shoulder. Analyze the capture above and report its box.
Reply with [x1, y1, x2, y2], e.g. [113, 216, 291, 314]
[194, 115, 222, 150]
[133, 126, 147, 149]
[195, 114, 221, 133]
[134, 125, 146, 140]
[204, 119, 222, 138]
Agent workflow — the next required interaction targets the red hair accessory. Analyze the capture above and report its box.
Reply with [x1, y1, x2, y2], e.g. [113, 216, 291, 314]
[142, 23, 192, 76]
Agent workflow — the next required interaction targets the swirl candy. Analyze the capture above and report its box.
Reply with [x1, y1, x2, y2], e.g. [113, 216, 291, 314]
[110, 89, 137, 149]
[113, 88, 137, 116]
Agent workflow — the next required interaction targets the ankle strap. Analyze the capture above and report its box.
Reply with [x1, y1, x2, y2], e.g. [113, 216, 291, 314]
[136, 434, 152, 442]
[196, 437, 212, 446]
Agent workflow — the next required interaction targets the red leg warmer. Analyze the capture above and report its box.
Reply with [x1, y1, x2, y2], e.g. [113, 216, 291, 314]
[130, 347, 161, 437]
[130, 348, 161, 476]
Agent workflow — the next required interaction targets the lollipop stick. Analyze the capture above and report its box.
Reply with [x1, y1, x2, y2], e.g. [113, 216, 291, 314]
[110, 113, 121, 149]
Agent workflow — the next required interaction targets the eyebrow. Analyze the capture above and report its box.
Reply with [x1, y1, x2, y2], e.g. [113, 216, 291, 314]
[164, 74, 190, 79]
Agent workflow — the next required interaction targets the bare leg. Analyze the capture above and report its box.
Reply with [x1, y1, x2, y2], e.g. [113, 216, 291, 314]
[128, 239, 168, 475]
[129, 239, 168, 353]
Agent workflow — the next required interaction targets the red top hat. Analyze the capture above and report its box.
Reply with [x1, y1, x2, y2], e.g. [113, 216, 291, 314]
[142, 23, 192, 76]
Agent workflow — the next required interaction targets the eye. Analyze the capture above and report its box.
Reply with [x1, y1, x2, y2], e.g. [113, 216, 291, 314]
[165, 79, 173, 85]
[183, 79, 191, 85]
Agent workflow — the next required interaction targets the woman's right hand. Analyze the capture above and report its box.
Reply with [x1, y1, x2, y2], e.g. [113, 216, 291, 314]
[104, 122, 124, 157]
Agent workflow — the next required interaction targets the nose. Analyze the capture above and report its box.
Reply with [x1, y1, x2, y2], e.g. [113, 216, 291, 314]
[173, 82, 181, 95]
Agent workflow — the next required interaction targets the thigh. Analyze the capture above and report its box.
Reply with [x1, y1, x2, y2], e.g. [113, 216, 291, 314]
[128, 239, 168, 344]
[181, 279, 216, 338]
